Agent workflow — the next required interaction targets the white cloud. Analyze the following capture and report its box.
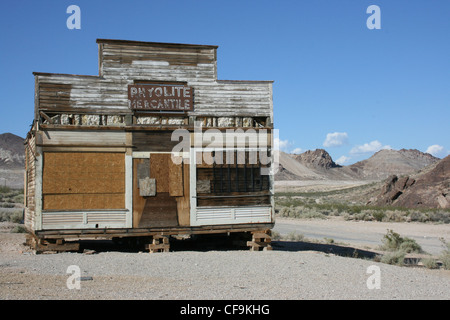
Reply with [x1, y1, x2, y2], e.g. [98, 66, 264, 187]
[350, 140, 391, 154]
[426, 145, 446, 158]
[274, 138, 291, 152]
[274, 138, 303, 154]
[335, 155, 351, 165]
[323, 132, 348, 148]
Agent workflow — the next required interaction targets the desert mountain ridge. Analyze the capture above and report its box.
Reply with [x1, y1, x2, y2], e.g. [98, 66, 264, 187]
[0, 133, 25, 170]
[0, 133, 26, 189]
[276, 148, 440, 182]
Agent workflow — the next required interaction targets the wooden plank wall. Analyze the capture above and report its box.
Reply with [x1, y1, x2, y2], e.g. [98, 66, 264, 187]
[24, 134, 36, 230]
[177, 163, 190, 226]
[132, 131, 178, 152]
[99, 41, 217, 82]
[39, 130, 128, 147]
[34, 40, 273, 119]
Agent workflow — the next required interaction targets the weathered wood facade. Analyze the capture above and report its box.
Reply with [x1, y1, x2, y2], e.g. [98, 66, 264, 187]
[24, 39, 274, 252]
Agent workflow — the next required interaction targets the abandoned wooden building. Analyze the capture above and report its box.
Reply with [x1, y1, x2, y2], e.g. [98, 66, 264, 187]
[24, 39, 275, 252]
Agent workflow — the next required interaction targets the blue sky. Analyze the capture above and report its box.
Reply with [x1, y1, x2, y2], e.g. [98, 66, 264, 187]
[0, 0, 449, 164]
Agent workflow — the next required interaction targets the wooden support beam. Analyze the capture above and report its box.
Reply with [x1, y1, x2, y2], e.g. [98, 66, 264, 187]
[26, 234, 80, 253]
[146, 235, 170, 253]
[247, 230, 272, 251]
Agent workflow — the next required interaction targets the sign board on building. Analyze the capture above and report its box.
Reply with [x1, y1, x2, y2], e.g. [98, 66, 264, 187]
[128, 84, 193, 111]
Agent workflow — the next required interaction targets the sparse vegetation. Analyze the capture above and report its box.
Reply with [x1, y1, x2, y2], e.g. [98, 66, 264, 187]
[439, 238, 450, 270]
[380, 250, 406, 266]
[286, 231, 305, 241]
[379, 229, 422, 254]
[0, 210, 23, 223]
[0, 186, 24, 224]
[275, 193, 450, 224]
[10, 225, 27, 233]
[375, 229, 423, 267]
[421, 257, 438, 269]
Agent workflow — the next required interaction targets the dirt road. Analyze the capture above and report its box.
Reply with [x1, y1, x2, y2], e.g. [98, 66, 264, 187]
[273, 217, 450, 255]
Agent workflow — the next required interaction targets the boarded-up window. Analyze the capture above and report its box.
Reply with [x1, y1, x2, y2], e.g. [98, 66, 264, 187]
[42, 152, 125, 210]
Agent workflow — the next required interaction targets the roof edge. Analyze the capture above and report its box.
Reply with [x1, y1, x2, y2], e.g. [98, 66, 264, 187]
[96, 38, 219, 49]
[32, 72, 101, 78]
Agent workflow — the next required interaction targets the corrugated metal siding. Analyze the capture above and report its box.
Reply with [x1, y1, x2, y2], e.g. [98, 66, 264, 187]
[234, 207, 272, 219]
[42, 212, 84, 226]
[193, 206, 272, 226]
[41, 211, 127, 230]
[195, 208, 233, 221]
[86, 212, 127, 224]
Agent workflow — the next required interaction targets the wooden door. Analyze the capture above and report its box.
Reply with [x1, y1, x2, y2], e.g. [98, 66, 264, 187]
[133, 153, 189, 228]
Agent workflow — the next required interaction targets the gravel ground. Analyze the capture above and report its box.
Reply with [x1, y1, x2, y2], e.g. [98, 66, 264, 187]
[1, 227, 449, 300]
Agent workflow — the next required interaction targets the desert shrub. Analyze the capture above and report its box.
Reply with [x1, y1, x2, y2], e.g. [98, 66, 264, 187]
[372, 211, 385, 222]
[271, 231, 281, 241]
[354, 212, 374, 221]
[380, 229, 403, 251]
[0, 211, 9, 222]
[0, 186, 12, 193]
[429, 211, 450, 224]
[0, 203, 15, 208]
[441, 254, 450, 270]
[298, 210, 326, 219]
[277, 205, 326, 219]
[286, 231, 305, 241]
[439, 238, 450, 270]
[10, 210, 23, 223]
[422, 257, 438, 269]
[12, 194, 24, 203]
[408, 211, 429, 223]
[11, 225, 27, 233]
[0, 210, 23, 223]
[380, 250, 406, 266]
[382, 210, 407, 222]
[278, 206, 292, 218]
[380, 229, 422, 253]
[342, 213, 351, 221]
[399, 238, 422, 253]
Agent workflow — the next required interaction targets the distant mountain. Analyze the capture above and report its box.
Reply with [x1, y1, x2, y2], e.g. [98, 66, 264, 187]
[0, 133, 25, 189]
[367, 155, 449, 209]
[276, 148, 440, 182]
[276, 152, 323, 181]
[291, 149, 340, 170]
[0, 133, 25, 169]
[346, 149, 439, 181]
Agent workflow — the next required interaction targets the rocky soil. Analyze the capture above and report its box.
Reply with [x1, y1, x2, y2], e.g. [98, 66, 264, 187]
[1, 222, 449, 300]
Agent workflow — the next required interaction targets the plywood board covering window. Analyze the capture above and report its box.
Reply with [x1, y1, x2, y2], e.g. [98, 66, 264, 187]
[42, 152, 125, 210]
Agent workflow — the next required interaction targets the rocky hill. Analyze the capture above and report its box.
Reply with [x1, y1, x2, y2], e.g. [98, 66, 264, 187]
[0, 133, 25, 169]
[0, 133, 25, 188]
[291, 149, 340, 170]
[367, 155, 449, 209]
[346, 149, 439, 180]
